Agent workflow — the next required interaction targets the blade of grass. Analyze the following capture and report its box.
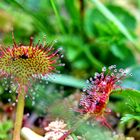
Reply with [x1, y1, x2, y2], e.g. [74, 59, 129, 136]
[84, 46, 103, 70]
[91, 0, 139, 51]
[50, 0, 66, 34]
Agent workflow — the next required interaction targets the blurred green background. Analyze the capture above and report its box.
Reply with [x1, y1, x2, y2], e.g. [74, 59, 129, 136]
[1, 0, 140, 139]
[0, 0, 140, 73]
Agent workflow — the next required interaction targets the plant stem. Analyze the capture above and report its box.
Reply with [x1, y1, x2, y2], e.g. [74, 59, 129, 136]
[13, 89, 25, 140]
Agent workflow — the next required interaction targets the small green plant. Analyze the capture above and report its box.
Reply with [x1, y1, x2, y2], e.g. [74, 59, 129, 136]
[121, 97, 140, 123]
[0, 120, 13, 140]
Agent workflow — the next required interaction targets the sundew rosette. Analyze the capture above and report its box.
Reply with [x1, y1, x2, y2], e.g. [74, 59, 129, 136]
[0, 36, 64, 92]
[79, 65, 130, 128]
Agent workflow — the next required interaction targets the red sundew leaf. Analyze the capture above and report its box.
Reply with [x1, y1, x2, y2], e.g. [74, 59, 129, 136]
[0, 36, 63, 93]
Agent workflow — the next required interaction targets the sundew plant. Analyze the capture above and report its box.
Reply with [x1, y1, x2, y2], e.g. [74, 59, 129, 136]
[0, 0, 140, 140]
[0, 35, 63, 140]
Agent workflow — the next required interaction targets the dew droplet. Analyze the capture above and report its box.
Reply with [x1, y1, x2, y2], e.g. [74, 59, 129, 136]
[113, 65, 116, 68]
[30, 89, 33, 92]
[119, 68, 124, 73]
[111, 73, 114, 76]
[9, 90, 12, 93]
[32, 101, 35, 106]
[116, 74, 120, 79]
[60, 54, 64, 58]
[59, 63, 65, 66]
[94, 72, 99, 78]
[53, 40, 58, 43]
[8, 98, 11, 102]
[58, 47, 63, 51]
[102, 66, 106, 72]
[12, 102, 16, 106]
[102, 81, 106, 86]
[83, 88, 86, 92]
[129, 73, 132, 76]
[89, 77, 93, 81]
[26, 113, 30, 117]
[114, 69, 117, 72]
[109, 65, 113, 70]
[117, 80, 121, 83]
[5, 87, 8, 90]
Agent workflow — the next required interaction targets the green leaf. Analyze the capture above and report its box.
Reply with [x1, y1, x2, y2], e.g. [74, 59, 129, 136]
[112, 89, 140, 99]
[107, 5, 136, 31]
[65, 0, 80, 30]
[90, 0, 138, 50]
[54, 35, 104, 70]
[71, 134, 79, 140]
[45, 74, 85, 88]
[121, 114, 140, 123]
[85, 4, 136, 38]
[0, 120, 13, 139]
[111, 89, 140, 114]
[44, 65, 140, 90]
[0, 133, 7, 139]
[110, 45, 125, 60]
[2, 121, 13, 132]
[84, 3, 137, 65]
[108, 46, 136, 67]
[50, 0, 66, 34]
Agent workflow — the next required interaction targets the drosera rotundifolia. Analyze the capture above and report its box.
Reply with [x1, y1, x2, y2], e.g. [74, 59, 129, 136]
[0, 33, 64, 140]
[78, 65, 131, 129]
[57, 65, 132, 140]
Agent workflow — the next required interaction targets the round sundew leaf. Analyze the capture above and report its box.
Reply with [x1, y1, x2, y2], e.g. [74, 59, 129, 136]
[0, 37, 62, 91]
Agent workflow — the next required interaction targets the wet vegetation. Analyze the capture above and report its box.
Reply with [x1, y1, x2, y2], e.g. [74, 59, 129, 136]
[0, 0, 140, 140]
